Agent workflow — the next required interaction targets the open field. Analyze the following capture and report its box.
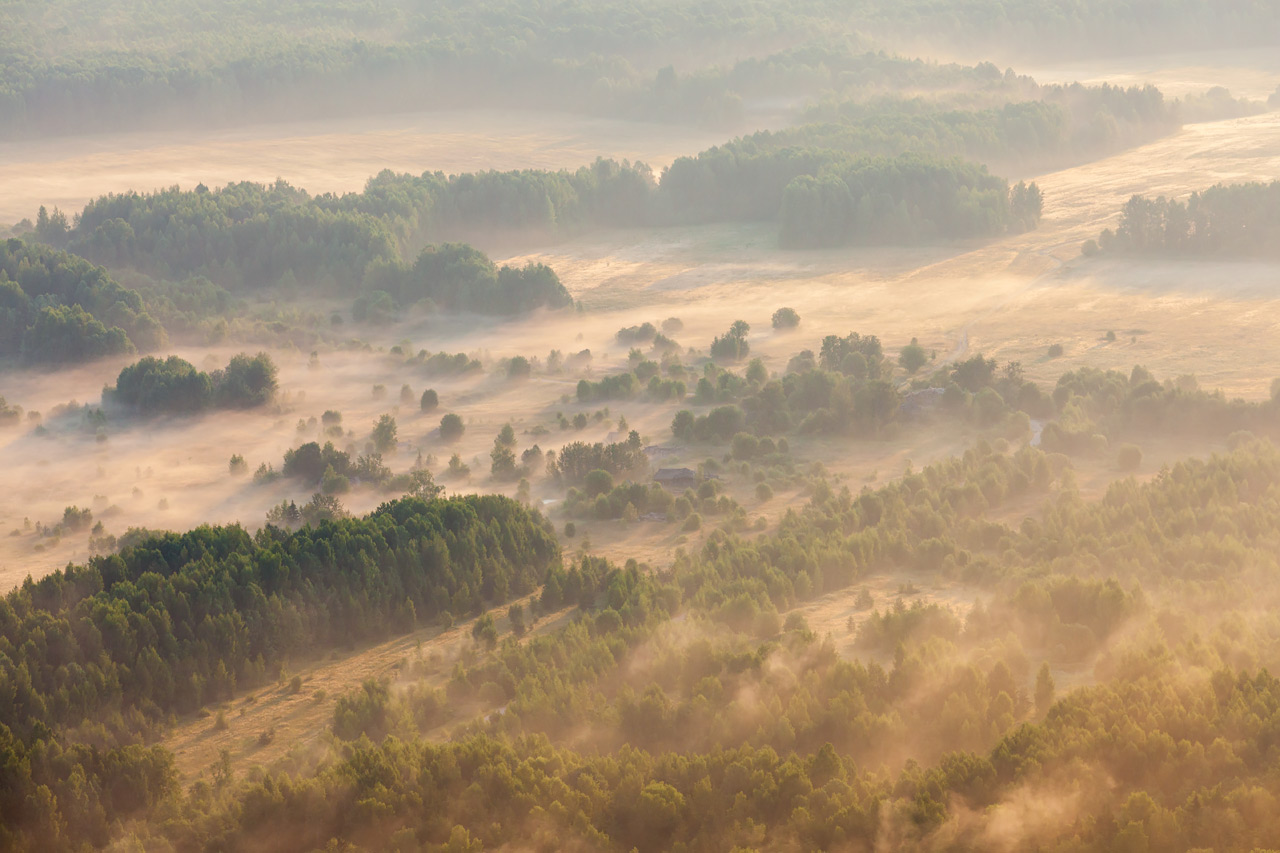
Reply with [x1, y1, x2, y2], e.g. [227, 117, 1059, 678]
[508, 109, 1280, 398]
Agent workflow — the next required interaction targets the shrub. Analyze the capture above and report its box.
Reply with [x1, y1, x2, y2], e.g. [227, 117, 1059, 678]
[732, 432, 759, 460]
[899, 338, 928, 374]
[439, 413, 465, 441]
[1117, 444, 1143, 472]
[584, 469, 614, 497]
[507, 356, 532, 379]
[771, 307, 800, 330]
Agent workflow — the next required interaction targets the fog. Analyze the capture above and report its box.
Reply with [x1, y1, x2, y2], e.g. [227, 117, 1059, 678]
[4, 3, 1280, 850]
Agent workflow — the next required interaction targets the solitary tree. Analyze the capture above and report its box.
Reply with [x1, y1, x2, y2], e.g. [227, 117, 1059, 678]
[372, 415, 398, 454]
[1035, 662, 1055, 715]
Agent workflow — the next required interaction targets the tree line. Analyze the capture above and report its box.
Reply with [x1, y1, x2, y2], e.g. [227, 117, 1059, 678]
[1087, 181, 1280, 258]
[0, 237, 163, 365]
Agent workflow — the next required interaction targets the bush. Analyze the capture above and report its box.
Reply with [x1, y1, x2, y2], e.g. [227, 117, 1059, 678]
[420, 389, 439, 412]
[899, 338, 928, 374]
[447, 453, 470, 478]
[616, 323, 658, 345]
[1047, 343, 1064, 358]
[472, 614, 498, 649]
[584, 469, 614, 497]
[321, 466, 350, 495]
[508, 603, 526, 637]
[439, 413, 465, 441]
[682, 513, 702, 532]
[1117, 444, 1143, 472]
[755, 482, 773, 501]
[771, 307, 800, 329]
[731, 432, 759, 460]
[507, 356, 532, 379]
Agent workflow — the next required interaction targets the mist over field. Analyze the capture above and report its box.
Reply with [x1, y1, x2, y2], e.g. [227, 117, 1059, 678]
[3, 2, 1280, 851]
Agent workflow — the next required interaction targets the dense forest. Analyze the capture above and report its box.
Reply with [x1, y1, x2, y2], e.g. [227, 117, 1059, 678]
[0, 495, 559, 848]
[776, 156, 1034, 247]
[788, 81, 1191, 173]
[1087, 181, 1280, 258]
[9, 431, 1280, 849]
[179, 439, 1280, 851]
[2, 1, 1274, 139]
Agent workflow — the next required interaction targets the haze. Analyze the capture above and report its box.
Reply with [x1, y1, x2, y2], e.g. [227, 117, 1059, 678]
[3, 2, 1280, 851]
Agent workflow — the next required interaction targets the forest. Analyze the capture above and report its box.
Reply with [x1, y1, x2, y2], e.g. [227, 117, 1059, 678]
[8, 431, 1280, 849]
[4, 1, 1280, 850]
[0, 495, 559, 848]
[2, 1, 1274, 140]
